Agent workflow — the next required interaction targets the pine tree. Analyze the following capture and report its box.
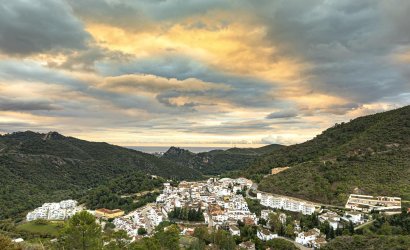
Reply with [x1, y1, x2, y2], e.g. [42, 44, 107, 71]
[60, 211, 103, 250]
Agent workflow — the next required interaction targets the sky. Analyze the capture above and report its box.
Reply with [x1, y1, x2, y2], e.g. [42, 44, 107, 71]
[0, 0, 409, 147]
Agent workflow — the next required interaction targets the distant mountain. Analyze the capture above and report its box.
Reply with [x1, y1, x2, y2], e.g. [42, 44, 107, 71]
[163, 144, 284, 175]
[247, 105, 410, 205]
[0, 131, 201, 219]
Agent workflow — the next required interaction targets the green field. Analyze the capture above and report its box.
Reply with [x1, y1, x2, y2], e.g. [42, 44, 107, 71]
[16, 221, 63, 237]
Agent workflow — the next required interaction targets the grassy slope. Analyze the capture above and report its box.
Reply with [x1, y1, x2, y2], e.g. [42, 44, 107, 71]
[250, 105, 410, 205]
[16, 221, 63, 237]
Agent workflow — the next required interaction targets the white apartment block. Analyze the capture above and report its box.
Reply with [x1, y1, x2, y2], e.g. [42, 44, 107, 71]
[257, 193, 316, 215]
[26, 200, 80, 221]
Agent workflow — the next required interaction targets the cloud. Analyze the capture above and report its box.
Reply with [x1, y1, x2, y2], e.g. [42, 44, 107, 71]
[0, 0, 409, 146]
[266, 110, 298, 119]
[0, 97, 58, 111]
[67, 0, 232, 31]
[0, 0, 90, 55]
[248, 0, 410, 104]
[54, 47, 132, 72]
[260, 134, 310, 146]
[96, 55, 280, 109]
[100, 74, 229, 93]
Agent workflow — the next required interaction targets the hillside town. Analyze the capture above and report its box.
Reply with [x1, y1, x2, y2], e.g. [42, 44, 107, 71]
[24, 177, 404, 249]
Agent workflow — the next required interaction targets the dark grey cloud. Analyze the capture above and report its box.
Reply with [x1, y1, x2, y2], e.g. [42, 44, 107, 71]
[298, 103, 361, 116]
[96, 54, 281, 109]
[0, 97, 58, 111]
[66, 0, 150, 32]
[54, 47, 132, 72]
[0, 60, 209, 116]
[67, 0, 231, 31]
[0, 0, 90, 55]
[248, 0, 410, 104]
[266, 110, 298, 119]
[0, 122, 42, 134]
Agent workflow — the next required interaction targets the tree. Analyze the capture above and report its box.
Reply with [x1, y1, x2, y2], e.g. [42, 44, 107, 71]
[60, 211, 102, 250]
[194, 227, 210, 244]
[104, 230, 130, 250]
[258, 218, 267, 226]
[129, 237, 161, 250]
[212, 230, 236, 250]
[266, 239, 298, 250]
[188, 237, 206, 250]
[269, 213, 282, 233]
[329, 227, 335, 239]
[155, 225, 180, 250]
[321, 221, 331, 239]
[240, 225, 256, 241]
[0, 235, 22, 250]
[285, 224, 295, 238]
[349, 221, 355, 235]
[137, 227, 147, 235]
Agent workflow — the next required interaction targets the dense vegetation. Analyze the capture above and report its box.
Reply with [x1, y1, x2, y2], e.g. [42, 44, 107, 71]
[250, 105, 410, 205]
[167, 207, 205, 221]
[324, 211, 410, 249]
[81, 172, 163, 212]
[323, 235, 410, 250]
[0, 131, 201, 219]
[162, 144, 283, 175]
[358, 210, 410, 236]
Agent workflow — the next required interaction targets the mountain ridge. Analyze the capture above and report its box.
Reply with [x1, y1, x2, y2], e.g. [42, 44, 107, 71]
[162, 144, 284, 175]
[247, 105, 410, 205]
[0, 131, 202, 219]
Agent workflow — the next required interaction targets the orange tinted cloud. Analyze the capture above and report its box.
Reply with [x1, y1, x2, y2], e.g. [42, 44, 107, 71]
[85, 12, 307, 84]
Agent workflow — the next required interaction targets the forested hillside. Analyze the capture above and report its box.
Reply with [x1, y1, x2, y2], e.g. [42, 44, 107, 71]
[0, 131, 201, 219]
[81, 172, 164, 212]
[248, 105, 410, 205]
[163, 144, 283, 175]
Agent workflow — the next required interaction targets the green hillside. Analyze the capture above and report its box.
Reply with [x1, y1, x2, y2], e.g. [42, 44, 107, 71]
[162, 144, 284, 175]
[0, 131, 201, 219]
[81, 171, 164, 212]
[248, 105, 410, 205]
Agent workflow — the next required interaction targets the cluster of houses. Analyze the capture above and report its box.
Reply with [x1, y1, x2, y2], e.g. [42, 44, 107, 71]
[113, 205, 163, 237]
[156, 178, 257, 227]
[26, 200, 81, 221]
[24, 180, 402, 249]
[295, 228, 327, 248]
[257, 192, 317, 215]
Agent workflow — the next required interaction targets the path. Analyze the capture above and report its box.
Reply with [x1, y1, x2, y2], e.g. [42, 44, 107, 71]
[120, 188, 160, 199]
[354, 219, 375, 230]
[277, 236, 312, 250]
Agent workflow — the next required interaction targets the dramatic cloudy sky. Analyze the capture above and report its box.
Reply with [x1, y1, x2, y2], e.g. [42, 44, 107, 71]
[0, 0, 409, 147]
